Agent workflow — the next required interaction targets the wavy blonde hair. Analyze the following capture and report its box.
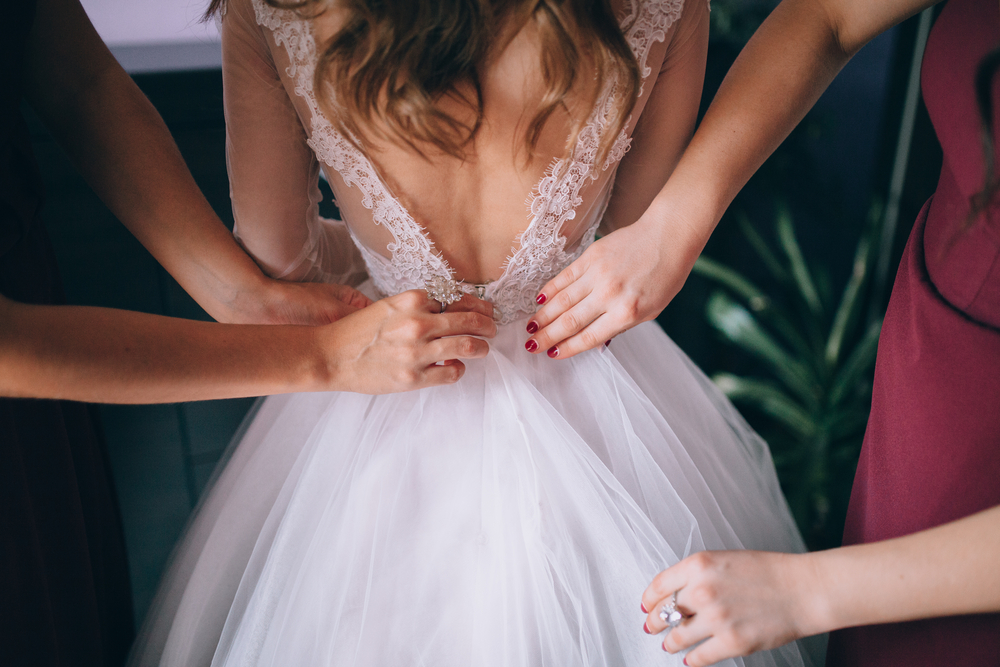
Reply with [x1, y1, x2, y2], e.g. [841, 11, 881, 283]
[209, 0, 640, 165]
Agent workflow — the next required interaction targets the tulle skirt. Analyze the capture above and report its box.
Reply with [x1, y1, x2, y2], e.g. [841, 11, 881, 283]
[128, 318, 822, 667]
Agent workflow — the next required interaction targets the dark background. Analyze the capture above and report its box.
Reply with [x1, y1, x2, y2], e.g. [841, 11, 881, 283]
[24, 11, 943, 627]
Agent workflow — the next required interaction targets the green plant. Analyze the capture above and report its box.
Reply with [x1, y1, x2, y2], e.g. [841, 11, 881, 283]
[692, 203, 884, 549]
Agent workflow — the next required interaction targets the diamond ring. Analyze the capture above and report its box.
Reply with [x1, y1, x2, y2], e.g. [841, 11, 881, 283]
[424, 276, 464, 314]
[658, 591, 683, 631]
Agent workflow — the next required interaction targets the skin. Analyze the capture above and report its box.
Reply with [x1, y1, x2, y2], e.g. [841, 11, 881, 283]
[2, 0, 497, 402]
[529, 0, 940, 358]
[514, 0, 1000, 662]
[0, 291, 496, 402]
[309, 0, 709, 287]
[24, 0, 372, 327]
[641, 505, 1000, 665]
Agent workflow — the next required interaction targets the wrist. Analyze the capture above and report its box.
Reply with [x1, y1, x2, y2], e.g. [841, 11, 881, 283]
[305, 319, 350, 393]
[222, 273, 288, 325]
[791, 551, 839, 637]
[634, 198, 709, 270]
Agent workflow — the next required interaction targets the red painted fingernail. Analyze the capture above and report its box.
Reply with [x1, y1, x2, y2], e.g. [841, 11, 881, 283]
[683, 658, 689, 666]
[662, 641, 669, 652]
[536, 293, 547, 305]
[547, 346, 559, 358]
[641, 602, 648, 613]
[605, 340, 611, 347]
[643, 622, 650, 634]
[525, 339, 538, 352]
[526, 321, 538, 334]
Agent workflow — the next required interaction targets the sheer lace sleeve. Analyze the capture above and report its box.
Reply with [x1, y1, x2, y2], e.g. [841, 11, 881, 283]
[220, 0, 366, 285]
[601, 0, 710, 233]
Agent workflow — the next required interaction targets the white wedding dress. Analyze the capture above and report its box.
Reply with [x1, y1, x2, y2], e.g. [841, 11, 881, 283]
[128, 0, 823, 665]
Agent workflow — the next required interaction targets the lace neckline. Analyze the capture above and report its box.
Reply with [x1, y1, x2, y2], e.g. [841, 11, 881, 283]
[251, 0, 684, 322]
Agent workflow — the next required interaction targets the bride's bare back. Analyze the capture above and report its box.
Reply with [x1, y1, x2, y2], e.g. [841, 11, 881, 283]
[221, 0, 708, 310]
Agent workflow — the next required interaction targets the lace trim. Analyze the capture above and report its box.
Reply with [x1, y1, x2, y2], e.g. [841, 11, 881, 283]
[251, 0, 683, 324]
[253, 0, 455, 298]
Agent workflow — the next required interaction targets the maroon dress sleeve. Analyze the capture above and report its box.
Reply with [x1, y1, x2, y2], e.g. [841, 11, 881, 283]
[828, 0, 1000, 663]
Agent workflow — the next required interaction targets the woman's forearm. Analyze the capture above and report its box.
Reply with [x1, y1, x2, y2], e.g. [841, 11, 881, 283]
[808, 504, 1000, 633]
[643, 505, 1000, 666]
[24, 0, 275, 324]
[0, 291, 498, 403]
[640, 0, 938, 250]
[0, 296, 329, 403]
[639, 0, 853, 249]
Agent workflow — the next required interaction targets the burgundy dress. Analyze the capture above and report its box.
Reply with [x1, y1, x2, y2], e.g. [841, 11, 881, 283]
[827, 0, 1000, 663]
[1, 2, 134, 665]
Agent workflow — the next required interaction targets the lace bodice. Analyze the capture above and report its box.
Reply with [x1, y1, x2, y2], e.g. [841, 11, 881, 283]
[224, 0, 695, 324]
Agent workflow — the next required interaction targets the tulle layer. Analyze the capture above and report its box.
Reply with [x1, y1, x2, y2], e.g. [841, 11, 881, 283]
[129, 320, 820, 667]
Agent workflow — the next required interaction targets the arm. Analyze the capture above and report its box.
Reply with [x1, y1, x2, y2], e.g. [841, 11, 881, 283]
[529, 0, 938, 358]
[641, 504, 1000, 666]
[23, 0, 367, 325]
[220, 0, 368, 288]
[525, 0, 709, 356]
[0, 291, 496, 402]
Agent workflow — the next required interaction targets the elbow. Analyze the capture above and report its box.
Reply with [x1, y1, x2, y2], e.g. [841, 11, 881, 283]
[815, 0, 878, 59]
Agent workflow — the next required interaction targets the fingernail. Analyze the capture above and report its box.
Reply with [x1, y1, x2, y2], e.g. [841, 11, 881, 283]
[683, 658, 689, 666]
[662, 641, 669, 652]
[641, 602, 648, 614]
[525, 340, 538, 352]
[643, 622, 650, 634]
[536, 293, 547, 305]
[547, 346, 559, 358]
[604, 340, 611, 347]
[526, 321, 538, 334]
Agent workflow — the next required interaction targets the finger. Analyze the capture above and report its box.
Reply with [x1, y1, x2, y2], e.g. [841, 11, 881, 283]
[445, 293, 496, 320]
[419, 361, 466, 387]
[526, 296, 603, 358]
[529, 276, 593, 333]
[428, 335, 490, 362]
[661, 614, 712, 653]
[678, 637, 739, 667]
[433, 311, 498, 339]
[538, 313, 619, 360]
[535, 253, 588, 309]
[642, 562, 690, 616]
[390, 289, 444, 314]
[327, 283, 373, 310]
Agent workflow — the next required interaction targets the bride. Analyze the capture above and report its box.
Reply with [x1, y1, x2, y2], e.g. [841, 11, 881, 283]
[130, 0, 820, 665]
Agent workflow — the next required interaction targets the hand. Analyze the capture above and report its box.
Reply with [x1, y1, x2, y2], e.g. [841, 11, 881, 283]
[320, 290, 498, 394]
[227, 278, 373, 326]
[524, 211, 703, 360]
[640, 551, 827, 666]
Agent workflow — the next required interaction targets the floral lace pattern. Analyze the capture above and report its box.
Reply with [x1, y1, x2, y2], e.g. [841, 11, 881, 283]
[252, 0, 684, 324]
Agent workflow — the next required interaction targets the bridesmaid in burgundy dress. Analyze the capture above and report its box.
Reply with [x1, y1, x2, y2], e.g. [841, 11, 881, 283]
[3, 0, 496, 664]
[557, 0, 997, 664]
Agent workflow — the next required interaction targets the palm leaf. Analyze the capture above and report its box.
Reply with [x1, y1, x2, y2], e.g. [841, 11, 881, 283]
[776, 205, 822, 315]
[829, 319, 882, 406]
[693, 257, 813, 359]
[737, 213, 789, 284]
[706, 292, 819, 407]
[712, 373, 817, 440]
[824, 233, 872, 369]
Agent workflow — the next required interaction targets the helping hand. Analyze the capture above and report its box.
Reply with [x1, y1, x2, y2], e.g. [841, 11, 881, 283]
[641, 551, 826, 666]
[319, 290, 498, 394]
[226, 278, 373, 326]
[524, 213, 702, 359]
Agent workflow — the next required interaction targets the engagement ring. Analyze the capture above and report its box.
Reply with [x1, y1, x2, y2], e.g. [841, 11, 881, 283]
[425, 276, 464, 314]
[659, 591, 683, 631]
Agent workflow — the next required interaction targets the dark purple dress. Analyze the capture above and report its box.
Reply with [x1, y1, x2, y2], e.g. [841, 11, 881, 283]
[828, 0, 1000, 663]
[1, 3, 134, 665]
